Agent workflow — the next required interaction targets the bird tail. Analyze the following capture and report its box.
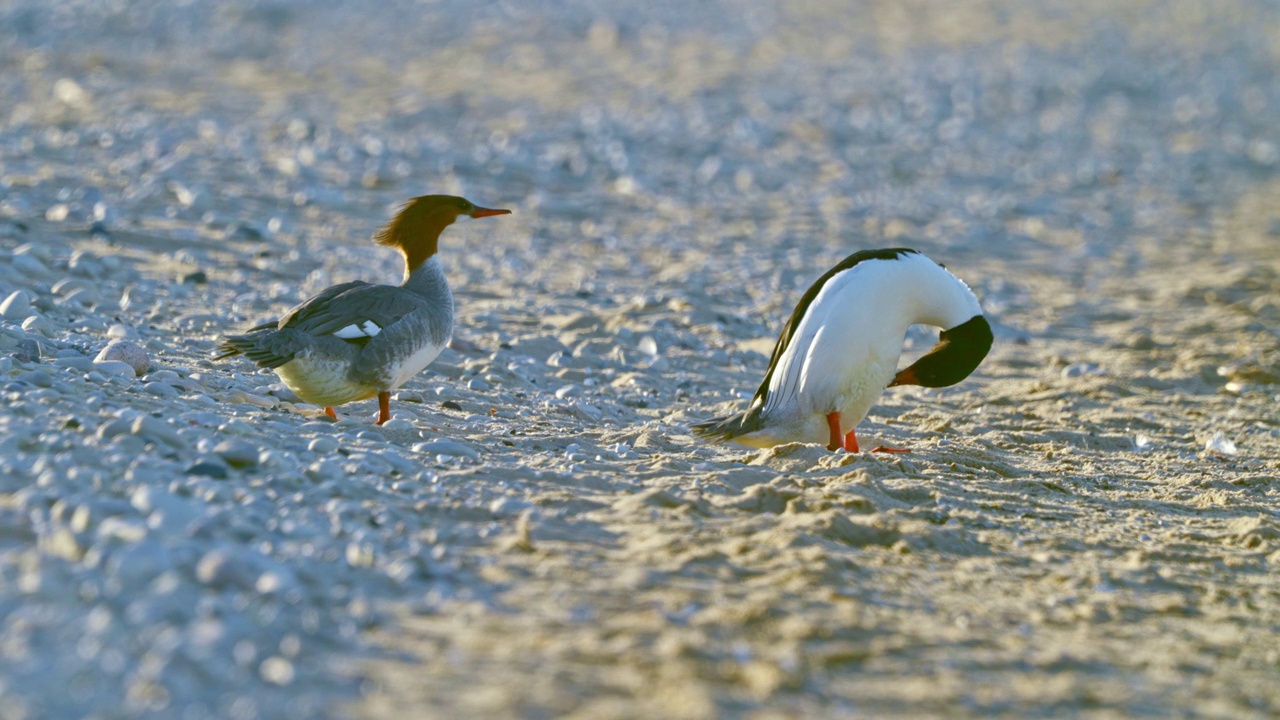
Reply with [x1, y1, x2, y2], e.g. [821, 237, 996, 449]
[212, 335, 251, 362]
[691, 401, 765, 442]
[211, 343, 242, 361]
[213, 321, 291, 368]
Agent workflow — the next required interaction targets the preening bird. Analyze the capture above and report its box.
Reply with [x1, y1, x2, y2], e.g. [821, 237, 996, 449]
[216, 195, 511, 425]
[693, 248, 992, 452]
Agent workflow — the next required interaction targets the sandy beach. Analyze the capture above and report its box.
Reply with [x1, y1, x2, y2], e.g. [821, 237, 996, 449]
[2, 1, 1279, 718]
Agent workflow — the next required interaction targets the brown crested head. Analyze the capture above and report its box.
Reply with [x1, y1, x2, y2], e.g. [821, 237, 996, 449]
[373, 195, 511, 277]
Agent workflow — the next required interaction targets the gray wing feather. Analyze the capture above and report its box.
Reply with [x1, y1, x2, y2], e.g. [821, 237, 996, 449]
[217, 283, 435, 369]
[278, 282, 429, 337]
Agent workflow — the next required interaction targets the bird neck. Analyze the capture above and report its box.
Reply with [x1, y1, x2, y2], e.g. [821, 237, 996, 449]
[402, 254, 450, 296]
[888, 256, 991, 388]
[398, 219, 453, 281]
[901, 257, 983, 331]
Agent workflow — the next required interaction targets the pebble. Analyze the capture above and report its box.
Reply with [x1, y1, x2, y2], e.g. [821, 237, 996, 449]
[69, 250, 105, 278]
[187, 462, 230, 479]
[21, 314, 55, 337]
[379, 418, 418, 433]
[11, 254, 48, 277]
[412, 439, 480, 459]
[144, 382, 179, 397]
[1061, 362, 1105, 379]
[195, 549, 261, 590]
[95, 340, 150, 376]
[0, 289, 31, 320]
[214, 439, 260, 468]
[17, 369, 55, 388]
[130, 416, 188, 449]
[54, 356, 97, 371]
[93, 360, 136, 378]
[307, 437, 339, 454]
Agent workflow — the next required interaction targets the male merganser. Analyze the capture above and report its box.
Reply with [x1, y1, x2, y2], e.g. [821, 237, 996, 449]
[216, 195, 510, 425]
[693, 248, 992, 452]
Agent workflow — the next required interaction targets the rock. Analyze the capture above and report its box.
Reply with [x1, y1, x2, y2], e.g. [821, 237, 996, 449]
[11, 254, 48, 277]
[21, 314, 55, 338]
[95, 417, 134, 440]
[186, 462, 230, 479]
[378, 418, 418, 433]
[213, 439, 259, 468]
[1061, 362, 1105, 379]
[307, 437, 339, 454]
[131, 486, 202, 530]
[93, 360, 136, 378]
[16, 369, 54, 388]
[130, 416, 188, 449]
[413, 439, 480, 459]
[54, 356, 96, 371]
[95, 340, 150, 376]
[182, 270, 209, 284]
[59, 287, 98, 307]
[0, 290, 31, 320]
[195, 549, 261, 590]
[143, 382, 178, 397]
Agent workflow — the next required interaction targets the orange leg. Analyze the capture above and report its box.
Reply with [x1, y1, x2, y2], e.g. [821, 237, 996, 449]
[844, 428, 861, 454]
[376, 391, 391, 426]
[826, 412, 844, 452]
[324, 407, 338, 420]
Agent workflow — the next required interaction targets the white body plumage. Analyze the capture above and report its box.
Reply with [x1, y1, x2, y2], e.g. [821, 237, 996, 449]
[696, 249, 989, 450]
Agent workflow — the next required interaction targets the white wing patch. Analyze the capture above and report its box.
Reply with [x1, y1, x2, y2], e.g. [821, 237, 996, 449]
[332, 320, 382, 340]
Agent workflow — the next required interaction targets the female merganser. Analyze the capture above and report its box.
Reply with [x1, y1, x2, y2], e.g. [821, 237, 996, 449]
[693, 248, 992, 452]
[216, 195, 510, 425]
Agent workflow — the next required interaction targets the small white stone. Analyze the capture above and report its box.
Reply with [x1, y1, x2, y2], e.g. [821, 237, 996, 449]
[54, 356, 96, 371]
[307, 437, 339, 454]
[1204, 431, 1238, 456]
[379, 418, 418, 433]
[412, 439, 479, 459]
[130, 416, 188, 449]
[143, 381, 178, 397]
[95, 340, 150, 376]
[637, 335, 659, 356]
[21, 314, 55, 337]
[93, 360, 136, 378]
[214, 439, 260, 468]
[1061, 362, 1105, 379]
[11, 254, 48, 277]
[0, 290, 31, 320]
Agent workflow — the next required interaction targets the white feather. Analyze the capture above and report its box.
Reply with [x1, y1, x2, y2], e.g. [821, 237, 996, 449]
[751, 252, 982, 445]
[332, 320, 382, 339]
